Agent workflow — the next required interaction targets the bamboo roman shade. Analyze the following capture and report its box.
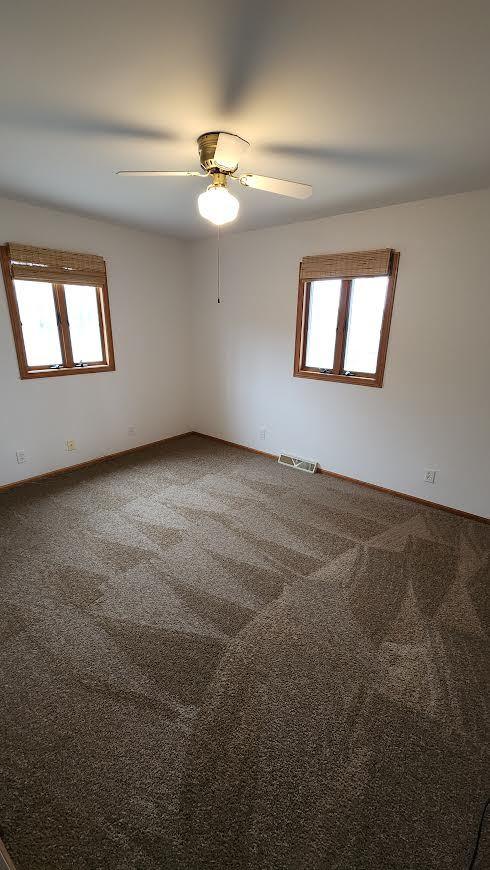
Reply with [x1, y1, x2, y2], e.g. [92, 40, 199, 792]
[7, 243, 106, 286]
[300, 248, 393, 281]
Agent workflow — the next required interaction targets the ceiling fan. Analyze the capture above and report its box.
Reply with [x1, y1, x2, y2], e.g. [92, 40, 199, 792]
[117, 131, 312, 226]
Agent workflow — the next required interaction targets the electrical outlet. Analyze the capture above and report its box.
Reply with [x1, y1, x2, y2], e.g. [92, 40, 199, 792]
[424, 469, 436, 484]
[128, 425, 136, 437]
[65, 439, 76, 452]
[259, 427, 266, 441]
[16, 450, 26, 464]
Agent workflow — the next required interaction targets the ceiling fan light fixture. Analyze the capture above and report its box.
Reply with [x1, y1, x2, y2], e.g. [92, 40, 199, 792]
[198, 184, 239, 226]
[117, 131, 312, 226]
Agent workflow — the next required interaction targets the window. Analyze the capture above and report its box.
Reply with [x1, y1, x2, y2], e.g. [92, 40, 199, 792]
[294, 248, 399, 387]
[1, 243, 115, 378]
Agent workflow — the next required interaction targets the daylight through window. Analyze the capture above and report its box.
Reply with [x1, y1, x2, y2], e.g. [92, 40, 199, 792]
[294, 248, 399, 387]
[1, 244, 115, 379]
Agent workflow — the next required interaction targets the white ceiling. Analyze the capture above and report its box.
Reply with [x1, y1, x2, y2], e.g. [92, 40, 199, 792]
[1, 0, 490, 240]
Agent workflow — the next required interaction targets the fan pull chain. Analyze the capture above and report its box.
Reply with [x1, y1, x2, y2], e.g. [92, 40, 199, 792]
[217, 225, 221, 304]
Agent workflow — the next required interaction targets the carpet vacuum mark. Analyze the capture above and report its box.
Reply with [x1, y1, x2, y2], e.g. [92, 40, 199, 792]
[0, 436, 488, 869]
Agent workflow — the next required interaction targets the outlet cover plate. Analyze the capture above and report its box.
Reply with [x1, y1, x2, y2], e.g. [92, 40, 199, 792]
[424, 469, 436, 484]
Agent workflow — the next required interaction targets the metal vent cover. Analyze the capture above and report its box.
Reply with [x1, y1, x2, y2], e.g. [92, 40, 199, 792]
[278, 453, 318, 474]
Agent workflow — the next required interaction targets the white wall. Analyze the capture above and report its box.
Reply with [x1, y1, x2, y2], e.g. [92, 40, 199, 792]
[3, 190, 489, 517]
[189, 189, 490, 518]
[0, 196, 190, 487]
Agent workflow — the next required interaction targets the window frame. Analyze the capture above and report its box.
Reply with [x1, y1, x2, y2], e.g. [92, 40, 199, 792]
[1, 245, 115, 379]
[294, 251, 399, 388]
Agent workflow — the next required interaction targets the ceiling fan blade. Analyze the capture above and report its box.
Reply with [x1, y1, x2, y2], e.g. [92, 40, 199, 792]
[239, 174, 312, 199]
[219, 0, 292, 113]
[116, 170, 205, 177]
[261, 143, 413, 168]
[214, 133, 250, 171]
[1, 107, 178, 143]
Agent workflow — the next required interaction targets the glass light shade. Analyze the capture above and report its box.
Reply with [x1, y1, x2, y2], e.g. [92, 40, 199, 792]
[198, 185, 239, 226]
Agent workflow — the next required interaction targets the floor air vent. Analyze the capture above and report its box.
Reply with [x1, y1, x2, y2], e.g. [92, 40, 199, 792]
[278, 453, 318, 474]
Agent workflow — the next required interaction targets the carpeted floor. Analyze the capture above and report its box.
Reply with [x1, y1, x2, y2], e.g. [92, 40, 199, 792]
[0, 434, 488, 870]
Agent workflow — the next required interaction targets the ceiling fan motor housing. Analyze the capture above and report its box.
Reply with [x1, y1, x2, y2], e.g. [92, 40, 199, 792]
[198, 132, 236, 173]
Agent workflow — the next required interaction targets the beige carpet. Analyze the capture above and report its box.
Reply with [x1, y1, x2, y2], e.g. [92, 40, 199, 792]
[0, 434, 488, 869]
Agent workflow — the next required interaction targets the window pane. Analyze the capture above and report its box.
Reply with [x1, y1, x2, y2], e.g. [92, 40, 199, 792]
[305, 279, 342, 369]
[14, 280, 62, 367]
[64, 285, 103, 363]
[343, 276, 389, 374]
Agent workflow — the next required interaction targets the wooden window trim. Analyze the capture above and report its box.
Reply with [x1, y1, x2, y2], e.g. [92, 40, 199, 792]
[294, 251, 399, 388]
[1, 245, 115, 379]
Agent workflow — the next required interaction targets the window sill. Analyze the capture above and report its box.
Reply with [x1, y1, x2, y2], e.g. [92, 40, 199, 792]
[20, 363, 115, 380]
[293, 368, 382, 387]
